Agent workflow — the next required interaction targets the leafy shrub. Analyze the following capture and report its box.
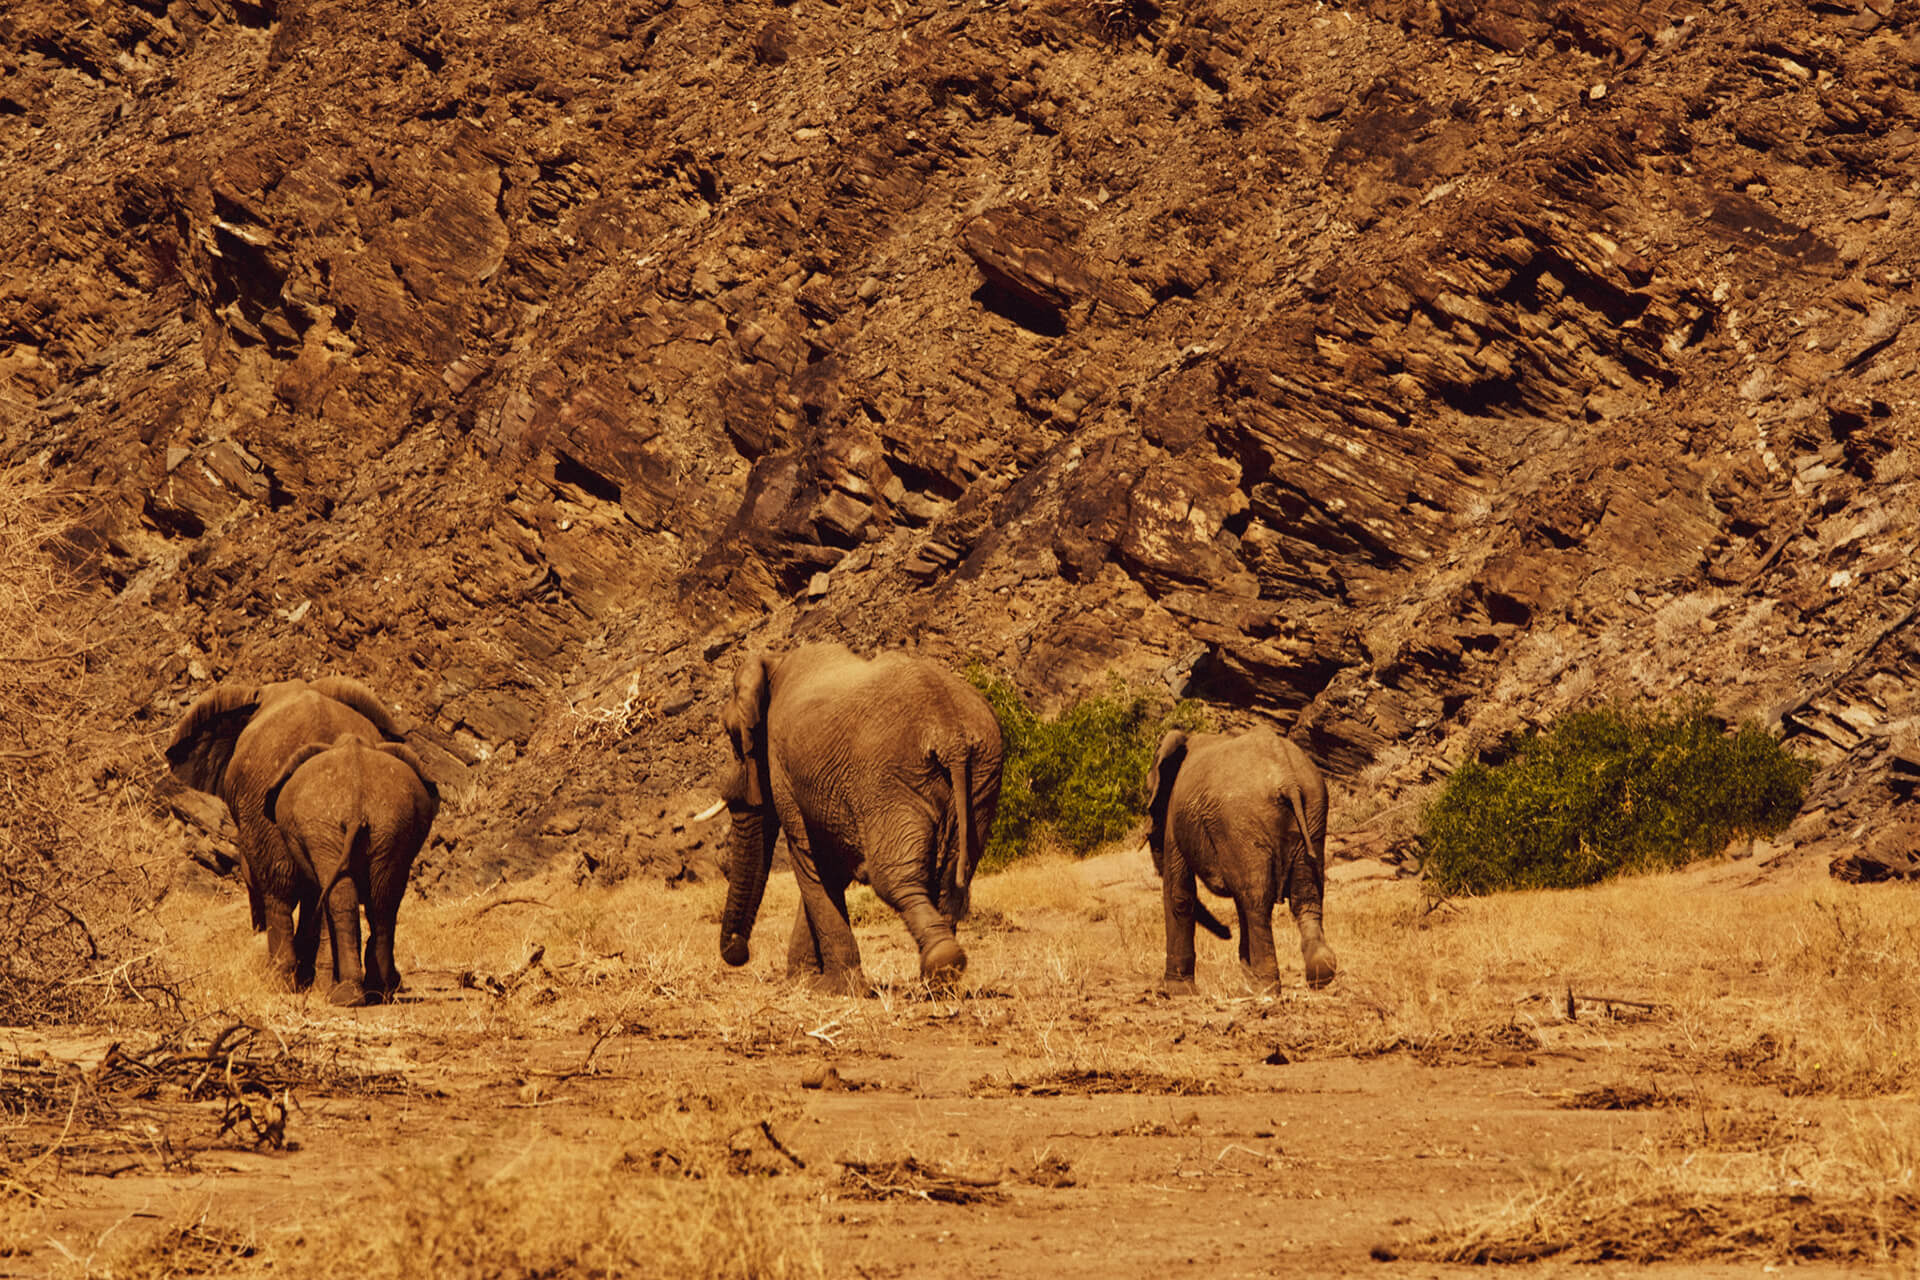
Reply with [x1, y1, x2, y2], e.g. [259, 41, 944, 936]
[1421, 699, 1810, 896]
[967, 666, 1209, 869]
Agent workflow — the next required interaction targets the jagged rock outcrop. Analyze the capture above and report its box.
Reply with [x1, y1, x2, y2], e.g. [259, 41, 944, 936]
[3, 0, 1919, 884]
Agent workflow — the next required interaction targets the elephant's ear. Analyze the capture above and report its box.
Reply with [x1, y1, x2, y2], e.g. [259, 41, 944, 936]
[1147, 731, 1189, 859]
[165, 685, 263, 794]
[724, 652, 774, 809]
[263, 743, 330, 825]
[308, 676, 403, 740]
[374, 741, 442, 812]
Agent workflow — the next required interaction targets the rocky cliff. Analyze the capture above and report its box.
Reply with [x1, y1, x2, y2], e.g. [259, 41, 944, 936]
[4, 0, 1917, 887]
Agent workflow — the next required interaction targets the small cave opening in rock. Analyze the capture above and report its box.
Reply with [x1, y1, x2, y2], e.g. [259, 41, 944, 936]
[554, 451, 622, 505]
[972, 282, 1067, 338]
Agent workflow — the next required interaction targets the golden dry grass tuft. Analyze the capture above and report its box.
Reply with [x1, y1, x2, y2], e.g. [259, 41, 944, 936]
[309, 1141, 822, 1280]
[1, 1186, 42, 1263]
[90, 1216, 262, 1279]
[1395, 1106, 1920, 1266]
[88, 1139, 822, 1280]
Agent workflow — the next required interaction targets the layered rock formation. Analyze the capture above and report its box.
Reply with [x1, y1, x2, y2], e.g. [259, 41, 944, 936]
[3, 0, 1917, 884]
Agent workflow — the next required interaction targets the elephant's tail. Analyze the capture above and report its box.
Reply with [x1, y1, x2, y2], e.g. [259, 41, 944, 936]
[318, 821, 371, 914]
[1279, 784, 1315, 906]
[941, 744, 981, 922]
[1194, 897, 1231, 940]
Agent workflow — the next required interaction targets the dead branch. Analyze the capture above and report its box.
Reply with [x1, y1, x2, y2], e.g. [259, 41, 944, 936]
[757, 1120, 807, 1170]
[16, 1078, 84, 1184]
[1570, 993, 1665, 1011]
[472, 896, 553, 917]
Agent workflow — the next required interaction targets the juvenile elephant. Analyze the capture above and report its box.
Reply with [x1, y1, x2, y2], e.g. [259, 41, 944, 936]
[716, 643, 1004, 994]
[1147, 729, 1336, 995]
[166, 677, 406, 990]
[264, 734, 439, 1006]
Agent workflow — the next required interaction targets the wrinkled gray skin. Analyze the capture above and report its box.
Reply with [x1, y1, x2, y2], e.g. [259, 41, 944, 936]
[264, 734, 439, 1006]
[166, 678, 406, 992]
[1148, 729, 1336, 995]
[717, 643, 1004, 995]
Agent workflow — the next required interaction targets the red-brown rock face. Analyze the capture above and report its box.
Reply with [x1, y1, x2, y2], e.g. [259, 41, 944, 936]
[4, 0, 1918, 882]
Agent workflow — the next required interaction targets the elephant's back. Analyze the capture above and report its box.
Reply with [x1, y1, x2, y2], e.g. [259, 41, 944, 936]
[1169, 734, 1296, 850]
[281, 744, 435, 842]
[235, 693, 382, 772]
[1187, 733, 1294, 797]
[767, 652, 979, 838]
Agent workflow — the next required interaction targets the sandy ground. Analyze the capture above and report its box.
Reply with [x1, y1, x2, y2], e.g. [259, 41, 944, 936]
[2, 851, 1908, 1278]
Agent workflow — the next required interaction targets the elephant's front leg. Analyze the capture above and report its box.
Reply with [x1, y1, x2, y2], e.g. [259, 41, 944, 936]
[1238, 897, 1283, 993]
[260, 891, 301, 990]
[1158, 841, 1200, 996]
[788, 836, 869, 996]
[786, 900, 825, 978]
[291, 884, 323, 990]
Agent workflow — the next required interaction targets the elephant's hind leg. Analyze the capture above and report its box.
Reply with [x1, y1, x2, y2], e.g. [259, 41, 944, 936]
[321, 874, 369, 1007]
[1240, 897, 1283, 993]
[1285, 845, 1337, 989]
[868, 832, 965, 985]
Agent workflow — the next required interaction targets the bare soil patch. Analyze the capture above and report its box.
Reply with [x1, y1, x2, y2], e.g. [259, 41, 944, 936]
[5, 851, 1914, 1277]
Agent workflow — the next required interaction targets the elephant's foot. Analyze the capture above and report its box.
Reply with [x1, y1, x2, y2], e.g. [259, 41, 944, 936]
[1303, 943, 1337, 990]
[1156, 975, 1199, 997]
[918, 936, 967, 984]
[1243, 969, 1282, 996]
[325, 978, 368, 1008]
[800, 967, 874, 998]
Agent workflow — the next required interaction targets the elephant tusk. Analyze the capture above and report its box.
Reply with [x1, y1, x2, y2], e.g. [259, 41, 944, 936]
[692, 798, 727, 822]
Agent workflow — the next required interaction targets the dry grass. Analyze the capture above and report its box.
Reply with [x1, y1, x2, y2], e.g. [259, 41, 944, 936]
[33, 805, 1920, 1273]
[88, 1136, 823, 1280]
[140, 827, 1920, 1102]
[1, 1186, 42, 1261]
[1395, 1105, 1920, 1265]
[0, 468, 178, 1026]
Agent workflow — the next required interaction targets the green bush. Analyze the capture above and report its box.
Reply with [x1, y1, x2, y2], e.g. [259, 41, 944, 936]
[967, 666, 1210, 869]
[1421, 699, 1811, 896]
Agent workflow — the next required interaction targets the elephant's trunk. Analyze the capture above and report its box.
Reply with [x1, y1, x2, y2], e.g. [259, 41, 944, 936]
[719, 798, 776, 967]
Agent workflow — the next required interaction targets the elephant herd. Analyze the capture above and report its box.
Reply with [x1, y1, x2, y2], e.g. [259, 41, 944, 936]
[167, 643, 1336, 1007]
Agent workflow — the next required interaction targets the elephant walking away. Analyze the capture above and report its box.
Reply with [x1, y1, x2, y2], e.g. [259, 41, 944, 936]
[166, 677, 408, 991]
[716, 643, 1004, 995]
[1147, 729, 1336, 995]
[264, 734, 439, 1005]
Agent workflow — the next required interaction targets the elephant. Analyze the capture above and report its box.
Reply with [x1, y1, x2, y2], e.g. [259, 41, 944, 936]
[716, 643, 1004, 995]
[1147, 728, 1336, 995]
[263, 734, 439, 1005]
[166, 677, 407, 990]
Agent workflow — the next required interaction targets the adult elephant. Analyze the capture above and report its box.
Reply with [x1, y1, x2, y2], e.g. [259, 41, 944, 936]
[166, 677, 406, 990]
[1147, 729, 1336, 995]
[264, 734, 438, 1006]
[716, 643, 1004, 994]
